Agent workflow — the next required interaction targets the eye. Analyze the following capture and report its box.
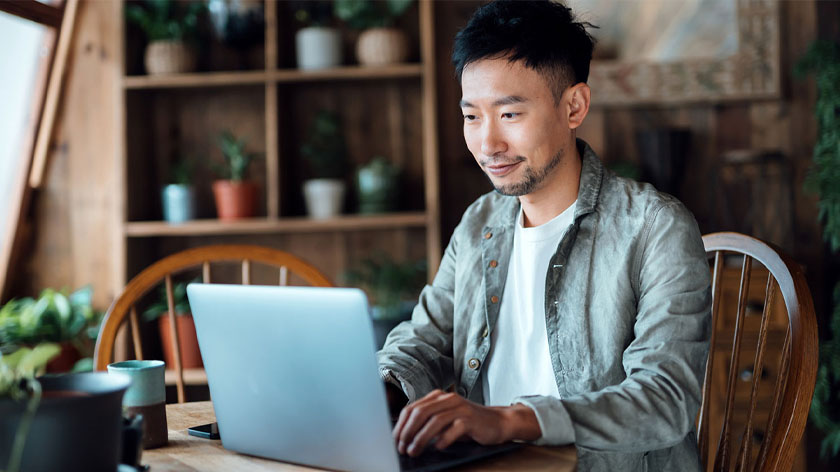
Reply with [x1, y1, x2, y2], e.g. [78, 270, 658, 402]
[501, 112, 519, 119]
[463, 114, 477, 122]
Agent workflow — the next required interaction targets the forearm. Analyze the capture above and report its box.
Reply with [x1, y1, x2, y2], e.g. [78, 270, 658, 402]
[501, 403, 542, 442]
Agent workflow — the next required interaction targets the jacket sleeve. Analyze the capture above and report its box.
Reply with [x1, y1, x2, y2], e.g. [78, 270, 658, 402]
[376, 222, 460, 402]
[516, 202, 712, 452]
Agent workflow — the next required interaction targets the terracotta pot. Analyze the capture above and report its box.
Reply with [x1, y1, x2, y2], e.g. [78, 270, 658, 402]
[356, 28, 408, 66]
[46, 341, 81, 373]
[157, 314, 203, 369]
[144, 40, 196, 75]
[212, 180, 258, 220]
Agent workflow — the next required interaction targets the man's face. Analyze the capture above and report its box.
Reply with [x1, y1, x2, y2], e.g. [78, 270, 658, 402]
[460, 58, 572, 197]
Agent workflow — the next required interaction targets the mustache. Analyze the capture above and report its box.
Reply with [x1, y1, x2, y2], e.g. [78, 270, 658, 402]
[480, 156, 526, 167]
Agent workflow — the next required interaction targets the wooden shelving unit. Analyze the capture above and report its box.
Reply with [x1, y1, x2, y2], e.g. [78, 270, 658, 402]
[114, 1, 441, 366]
[124, 212, 430, 237]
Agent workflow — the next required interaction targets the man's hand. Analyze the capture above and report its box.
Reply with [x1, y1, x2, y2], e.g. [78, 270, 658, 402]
[392, 389, 541, 457]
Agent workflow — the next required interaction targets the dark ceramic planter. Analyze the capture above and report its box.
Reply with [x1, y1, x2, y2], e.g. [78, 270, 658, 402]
[0, 372, 131, 472]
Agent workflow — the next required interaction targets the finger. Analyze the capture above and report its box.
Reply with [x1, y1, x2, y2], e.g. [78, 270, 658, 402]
[393, 389, 446, 442]
[398, 393, 462, 454]
[434, 418, 468, 451]
[406, 410, 460, 457]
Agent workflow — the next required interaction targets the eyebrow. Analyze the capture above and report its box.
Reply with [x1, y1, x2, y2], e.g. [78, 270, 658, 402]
[459, 96, 528, 108]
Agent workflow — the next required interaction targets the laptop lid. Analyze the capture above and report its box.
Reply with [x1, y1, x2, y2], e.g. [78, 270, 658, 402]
[187, 283, 400, 472]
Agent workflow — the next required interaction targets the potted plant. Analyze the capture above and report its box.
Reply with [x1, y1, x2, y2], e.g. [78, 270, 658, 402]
[344, 255, 426, 348]
[212, 130, 261, 220]
[126, 0, 204, 75]
[356, 156, 400, 214]
[143, 280, 203, 369]
[301, 110, 347, 219]
[161, 156, 195, 224]
[293, 0, 342, 70]
[334, 0, 414, 66]
[0, 286, 104, 373]
[0, 346, 132, 472]
[796, 40, 840, 460]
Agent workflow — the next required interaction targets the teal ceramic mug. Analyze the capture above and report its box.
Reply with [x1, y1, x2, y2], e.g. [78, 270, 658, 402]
[107, 360, 168, 448]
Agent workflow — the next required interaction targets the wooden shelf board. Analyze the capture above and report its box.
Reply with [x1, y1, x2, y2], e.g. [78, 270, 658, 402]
[270, 64, 422, 82]
[124, 212, 429, 237]
[165, 368, 207, 386]
[122, 64, 422, 89]
[124, 70, 269, 89]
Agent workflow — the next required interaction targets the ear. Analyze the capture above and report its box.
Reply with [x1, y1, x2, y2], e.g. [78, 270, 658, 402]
[565, 83, 591, 130]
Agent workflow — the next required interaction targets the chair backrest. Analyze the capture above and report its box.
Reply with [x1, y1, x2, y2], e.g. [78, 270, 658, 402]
[94, 245, 333, 403]
[698, 232, 818, 472]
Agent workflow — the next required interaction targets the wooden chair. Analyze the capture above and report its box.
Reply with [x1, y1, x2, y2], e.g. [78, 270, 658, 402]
[698, 232, 818, 471]
[94, 245, 333, 403]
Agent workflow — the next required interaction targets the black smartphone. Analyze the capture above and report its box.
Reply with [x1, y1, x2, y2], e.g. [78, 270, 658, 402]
[187, 422, 220, 439]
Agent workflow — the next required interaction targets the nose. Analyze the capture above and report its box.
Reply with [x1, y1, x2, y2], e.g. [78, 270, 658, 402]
[480, 121, 507, 157]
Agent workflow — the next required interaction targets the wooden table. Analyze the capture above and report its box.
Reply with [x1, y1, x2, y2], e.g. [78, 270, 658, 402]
[143, 401, 577, 471]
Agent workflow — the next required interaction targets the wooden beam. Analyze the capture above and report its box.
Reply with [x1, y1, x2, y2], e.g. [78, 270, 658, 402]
[0, 0, 63, 28]
[29, 0, 79, 188]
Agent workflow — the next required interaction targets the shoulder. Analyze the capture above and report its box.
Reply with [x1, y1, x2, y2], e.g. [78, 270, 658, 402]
[598, 169, 694, 226]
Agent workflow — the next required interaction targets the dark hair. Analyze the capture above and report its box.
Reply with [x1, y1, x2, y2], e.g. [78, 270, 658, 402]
[452, 0, 596, 101]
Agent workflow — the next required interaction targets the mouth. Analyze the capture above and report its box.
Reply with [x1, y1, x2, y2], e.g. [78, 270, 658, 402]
[484, 160, 523, 177]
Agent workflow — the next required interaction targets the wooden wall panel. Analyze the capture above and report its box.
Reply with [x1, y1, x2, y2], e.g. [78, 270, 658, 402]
[18, 0, 119, 309]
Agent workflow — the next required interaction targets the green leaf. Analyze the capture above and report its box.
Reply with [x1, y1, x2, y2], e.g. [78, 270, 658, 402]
[71, 357, 94, 373]
[17, 344, 61, 377]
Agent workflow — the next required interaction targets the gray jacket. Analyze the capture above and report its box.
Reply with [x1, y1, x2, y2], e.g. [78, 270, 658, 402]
[378, 139, 711, 471]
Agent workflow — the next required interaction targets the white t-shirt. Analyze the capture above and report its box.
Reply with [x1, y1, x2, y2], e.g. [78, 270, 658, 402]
[482, 200, 577, 406]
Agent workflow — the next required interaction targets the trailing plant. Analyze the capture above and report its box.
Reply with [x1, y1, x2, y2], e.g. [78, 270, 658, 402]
[334, 0, 414, 30]
[796, 40, 840, 460]
[0, 344, 60, 472]
[126, 0, 205, 42]
[301, 110, 347, 180]
[344, 254, 426, 320]
[216, 130, 260, 182]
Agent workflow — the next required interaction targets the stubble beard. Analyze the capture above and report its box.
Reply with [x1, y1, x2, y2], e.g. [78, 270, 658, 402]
[488, 149, 564, 197]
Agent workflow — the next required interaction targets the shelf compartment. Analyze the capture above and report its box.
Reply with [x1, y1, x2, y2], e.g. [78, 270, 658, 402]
[270, 64, 422, 82]
[124, 212, 429, 237]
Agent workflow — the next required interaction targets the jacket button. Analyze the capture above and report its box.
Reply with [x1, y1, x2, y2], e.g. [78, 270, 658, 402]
[490, 295, 499, 304]
[484, 232, 493, 239]
[481, 327, 489, 338]
[489, 260, 498, 268]
[468, 358, 480, 370]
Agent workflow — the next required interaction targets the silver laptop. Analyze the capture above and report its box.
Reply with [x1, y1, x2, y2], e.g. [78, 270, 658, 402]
[186, 284, 520, 472]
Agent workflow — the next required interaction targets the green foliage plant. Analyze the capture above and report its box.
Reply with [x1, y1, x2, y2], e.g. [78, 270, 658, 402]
[0, 344, 60, 472]
[167, 155, 194, 186]
[216, 130, 260, 182]
[344, 254, 426, 320]
[334, 0, 414, 30]
[142, 279, 195, 322]
[301, 110, 347, 180]
[126, 0, 205, 42]
[796, 40, 840, 460]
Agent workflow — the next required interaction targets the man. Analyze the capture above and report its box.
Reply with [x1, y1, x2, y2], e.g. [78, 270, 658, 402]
[378, 1, 711, 470]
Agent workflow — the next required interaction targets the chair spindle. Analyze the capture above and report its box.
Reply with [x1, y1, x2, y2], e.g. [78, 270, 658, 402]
[714, 255, 753, 471]
[165, 274, 186, 403]
[129, 305, 143, 361]
[699, 250, 724, 466]
[242, 259, 251, 285]
[279, 266, 288, 286]
[202, 261, 211, 283]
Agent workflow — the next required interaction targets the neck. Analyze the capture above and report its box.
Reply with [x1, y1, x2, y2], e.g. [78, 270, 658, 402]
[518, 147, 582, 228]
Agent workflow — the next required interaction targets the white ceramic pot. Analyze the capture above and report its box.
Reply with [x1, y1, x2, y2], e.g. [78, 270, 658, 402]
[144, 40, 196, 75]
[303, 179, 345, 219]
[295, 27, 342, 70]
[356, 28, 408, 66]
